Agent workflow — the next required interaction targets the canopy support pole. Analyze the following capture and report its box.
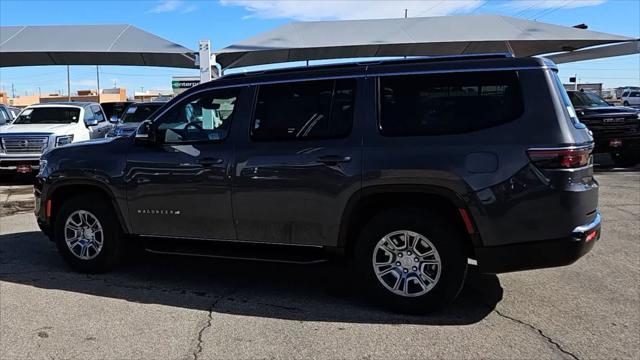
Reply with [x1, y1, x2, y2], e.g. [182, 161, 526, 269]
[96, 65, 100, 102]
[66, 65, 71, 101]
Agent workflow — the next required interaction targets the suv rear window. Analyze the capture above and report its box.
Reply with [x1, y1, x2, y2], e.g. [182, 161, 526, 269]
[251, 79, 356, 141]
[379, 71, 523, 136]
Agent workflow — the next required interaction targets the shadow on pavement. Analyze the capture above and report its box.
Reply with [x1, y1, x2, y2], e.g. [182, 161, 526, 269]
[0, 174, 36, 185]
[0, 231, 502, 325]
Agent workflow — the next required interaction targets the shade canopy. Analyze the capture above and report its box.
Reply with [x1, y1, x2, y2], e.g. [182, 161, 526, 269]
[547, 40, 640, 64]
[215, 14, 635, 69]
[0, 24, 196, 68]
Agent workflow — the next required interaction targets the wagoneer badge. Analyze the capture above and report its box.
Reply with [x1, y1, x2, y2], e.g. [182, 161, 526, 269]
[137, 209, 181, 215]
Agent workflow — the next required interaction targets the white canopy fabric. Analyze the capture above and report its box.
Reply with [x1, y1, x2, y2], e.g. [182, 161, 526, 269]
[547, 40, 640, 64]
[215, 14, 635, 69]
[0, 24, 196, 68]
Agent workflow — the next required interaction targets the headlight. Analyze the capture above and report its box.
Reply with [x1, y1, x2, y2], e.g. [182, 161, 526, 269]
[55, 135, 74, 147]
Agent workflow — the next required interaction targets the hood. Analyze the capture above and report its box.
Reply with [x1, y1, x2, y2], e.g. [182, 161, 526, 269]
[0, 122, 78, 136]
[576, 106, 639, 118]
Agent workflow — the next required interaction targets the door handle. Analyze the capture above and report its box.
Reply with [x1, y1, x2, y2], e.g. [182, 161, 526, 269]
[316, 155, 352, 165]
[198, 157, 224, 166]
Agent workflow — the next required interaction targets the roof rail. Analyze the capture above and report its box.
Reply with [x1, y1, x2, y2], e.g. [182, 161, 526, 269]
[219, 52, 517, 80]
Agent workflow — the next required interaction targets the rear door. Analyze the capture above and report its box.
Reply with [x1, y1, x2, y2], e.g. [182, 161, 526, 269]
[91, 105, 111, 137]
[231, 77, 364, 246]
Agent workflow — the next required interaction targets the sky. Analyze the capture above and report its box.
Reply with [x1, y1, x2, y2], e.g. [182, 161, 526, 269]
[0, 0, 638, 98]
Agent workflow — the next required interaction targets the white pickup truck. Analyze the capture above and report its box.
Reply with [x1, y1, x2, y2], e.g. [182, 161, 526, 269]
[0, 102, 113, 174]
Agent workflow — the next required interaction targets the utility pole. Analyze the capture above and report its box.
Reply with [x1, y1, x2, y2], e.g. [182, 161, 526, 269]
[140, 86, 144, 93]
[38, 87, 41, 98]
[96, 65, 100, 102]
[11, 83, 15, 98]
[574, 73, 578, 90]
[67, 65, 71, 101]
[405, 8, 408, 18]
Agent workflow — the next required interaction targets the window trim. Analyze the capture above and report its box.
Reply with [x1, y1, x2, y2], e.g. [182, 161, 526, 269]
[376, 70, 525, 137]
[249, 78, 356, 142]
[152, 88, 240, 145]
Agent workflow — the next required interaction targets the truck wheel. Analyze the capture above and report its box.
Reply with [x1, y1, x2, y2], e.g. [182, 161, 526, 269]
[53, 194, 123, 273]
[354, 208, 468, 314]
[612, 152, 640, 168]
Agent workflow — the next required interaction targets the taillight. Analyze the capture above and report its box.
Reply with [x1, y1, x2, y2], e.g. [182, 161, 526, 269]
[527, 147, 592, 169]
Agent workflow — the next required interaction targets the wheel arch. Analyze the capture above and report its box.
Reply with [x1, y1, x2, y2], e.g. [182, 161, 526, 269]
[47, 180, 130, 234]
[337, 185, 481, 259]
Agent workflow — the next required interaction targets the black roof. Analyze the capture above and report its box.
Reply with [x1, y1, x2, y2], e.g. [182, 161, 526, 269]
[179, 54, 553, 100]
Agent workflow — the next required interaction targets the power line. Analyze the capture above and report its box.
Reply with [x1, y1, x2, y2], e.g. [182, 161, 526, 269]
[531, 0, 576, 20]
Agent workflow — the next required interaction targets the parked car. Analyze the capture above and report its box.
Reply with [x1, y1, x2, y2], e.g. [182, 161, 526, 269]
[0, 104, 21, 126]
[621, 90, 640, 107]
[106, 101, 166, 137]
[100, 101, 133, 124]
[34, 55, 600, 314]
[0, 102, 112, 174]
[568, 90, 640, 167]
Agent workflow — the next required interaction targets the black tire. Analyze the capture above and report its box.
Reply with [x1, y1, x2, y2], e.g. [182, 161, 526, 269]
[53, 193, 124, 273]
[623, 101, 630, 106]
[612, 152, 640, 168]
[354, 208, 468, 314]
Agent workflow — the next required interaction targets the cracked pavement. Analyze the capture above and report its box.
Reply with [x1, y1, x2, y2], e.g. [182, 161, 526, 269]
[1, 166, 638, 359]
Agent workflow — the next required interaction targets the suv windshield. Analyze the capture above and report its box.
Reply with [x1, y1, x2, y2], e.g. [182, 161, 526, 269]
[568, 91, 610, 108]
[13, 107, 81, 124]
[121, 103, 163, 123]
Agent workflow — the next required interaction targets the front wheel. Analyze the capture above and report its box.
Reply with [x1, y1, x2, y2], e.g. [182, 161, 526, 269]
[354, 208, 468, 314]
[623, 101, 630, 106]
[53, 194, 124, 273]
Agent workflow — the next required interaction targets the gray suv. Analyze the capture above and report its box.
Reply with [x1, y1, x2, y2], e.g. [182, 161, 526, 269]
[35, 55, 600, 313]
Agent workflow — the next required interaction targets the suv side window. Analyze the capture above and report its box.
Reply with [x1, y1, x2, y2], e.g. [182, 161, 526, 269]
[91, 105, 105, 122]
[251, 78, 356, 141]
[379, 71, 524, 136]
[83, 106, 95, 121]
[631, 92, 640, 97]
[622, 91, 629, 97]
[0, 108, 9, 125]
[154, 88, 239, 143]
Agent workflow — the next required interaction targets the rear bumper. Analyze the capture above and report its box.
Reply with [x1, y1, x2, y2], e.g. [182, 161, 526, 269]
[594, 135, 640, 154]
[476, 211, 601, 274]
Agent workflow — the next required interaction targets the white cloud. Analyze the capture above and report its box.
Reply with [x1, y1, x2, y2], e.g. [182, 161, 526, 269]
[181, 4, 198, 13]
[220, 0, 485, 21]
[504, 0, 606, 10]
[150, 0, 184, 13]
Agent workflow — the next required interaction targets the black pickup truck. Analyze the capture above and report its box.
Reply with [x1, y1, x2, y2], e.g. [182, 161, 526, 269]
[568, 90, 640, 167]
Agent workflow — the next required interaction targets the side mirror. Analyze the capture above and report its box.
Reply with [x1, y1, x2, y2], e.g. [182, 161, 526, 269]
[109, 115, 120, 124]
[135, 120, 153, 142]
[84, 118, 99, 127]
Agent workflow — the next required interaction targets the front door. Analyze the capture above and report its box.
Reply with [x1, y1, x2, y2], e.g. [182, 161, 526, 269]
[125, 87, 246, 240]
[232, 78, 363, 246]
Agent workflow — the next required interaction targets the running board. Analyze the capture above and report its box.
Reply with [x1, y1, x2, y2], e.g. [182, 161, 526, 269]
[143, 238, 328, 265]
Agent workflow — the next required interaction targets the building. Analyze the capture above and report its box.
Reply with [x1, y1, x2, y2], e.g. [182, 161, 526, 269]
[8, 88, 127, 107]
[133, 89, 173, 102]
[0, 91, 9, 105]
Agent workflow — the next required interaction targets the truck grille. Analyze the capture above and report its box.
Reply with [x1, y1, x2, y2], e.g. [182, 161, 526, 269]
[1, 136, 49, 154]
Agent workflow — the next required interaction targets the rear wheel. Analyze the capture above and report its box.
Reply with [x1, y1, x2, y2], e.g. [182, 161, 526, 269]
[623, 101, 630, 106]
[53, 194, 124, 273]
[354, 208, 468, 314]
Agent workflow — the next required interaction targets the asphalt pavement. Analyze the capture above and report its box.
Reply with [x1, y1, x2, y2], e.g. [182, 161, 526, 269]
[0, 165, 638, 359]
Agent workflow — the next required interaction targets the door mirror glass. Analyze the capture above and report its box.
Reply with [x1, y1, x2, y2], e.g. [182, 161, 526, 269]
[84, 118, 99, 127]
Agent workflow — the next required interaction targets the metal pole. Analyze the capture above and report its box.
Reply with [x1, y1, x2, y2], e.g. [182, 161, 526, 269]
[574, 74, 578, 90]
[96, 65, 100, 102]
[67, 66, 71, 101]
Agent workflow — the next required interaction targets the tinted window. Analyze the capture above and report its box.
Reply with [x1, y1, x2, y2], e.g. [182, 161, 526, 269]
[379, 71, 523, 136]
[631, 92, 640, 97]
[91, 105, 105, 122]
[622, 91, 629, 97]
[14, 107, 81, 124]
[155, 89, 238, 143]
[568, 91, 610, 108]
[122, 103, 164, 123]
[0, 108, 9, 124]
[83, 106, 95, 121]
[251, 79, 355, 141]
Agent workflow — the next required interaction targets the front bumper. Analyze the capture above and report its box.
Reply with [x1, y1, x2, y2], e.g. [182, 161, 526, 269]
[0, 156, 41, 171]
[475, 211, 601, 274]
